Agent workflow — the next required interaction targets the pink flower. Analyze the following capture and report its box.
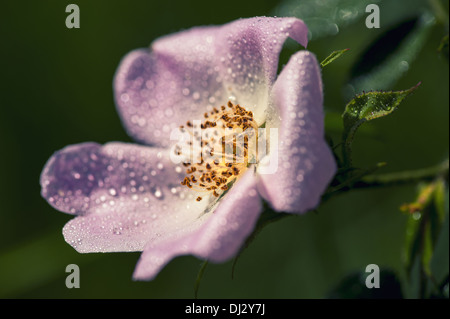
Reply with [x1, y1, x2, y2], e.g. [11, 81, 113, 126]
[40, 17, 336, 280]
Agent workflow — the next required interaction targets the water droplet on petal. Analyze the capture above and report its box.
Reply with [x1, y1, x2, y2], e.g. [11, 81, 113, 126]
[120, 93, 129, 102]
[154, 188, 162, 198]
[192, 91, 200, 100]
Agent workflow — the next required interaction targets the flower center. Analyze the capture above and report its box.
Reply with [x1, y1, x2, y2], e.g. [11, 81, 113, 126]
[175, 101, 259, 202]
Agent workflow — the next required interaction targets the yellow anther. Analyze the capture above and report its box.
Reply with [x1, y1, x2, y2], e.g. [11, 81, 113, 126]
[176, 101, 258, 202]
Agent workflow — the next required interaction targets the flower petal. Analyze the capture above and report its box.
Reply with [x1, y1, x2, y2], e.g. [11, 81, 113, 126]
[216, 17, 308, 116]
[133, 168, 261, 280]
[41, 142, 210, 252]
[114, 17, 308, 147]
[258, 51, 336, 213]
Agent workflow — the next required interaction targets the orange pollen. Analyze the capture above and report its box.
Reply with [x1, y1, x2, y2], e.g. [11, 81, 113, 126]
[175, 101, 259, 201]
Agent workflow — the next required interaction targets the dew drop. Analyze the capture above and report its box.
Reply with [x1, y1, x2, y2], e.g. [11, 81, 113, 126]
[165, 109, 173, 117]
[192, 91, 200, 100]
[120, 93, 129, 102]
[228, 95, 237, 103]
[154, 188, 162, 198]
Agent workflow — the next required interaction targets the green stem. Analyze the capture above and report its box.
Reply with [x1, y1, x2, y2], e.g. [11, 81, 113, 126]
[342, 126, 356, 168]
[428, 0, 448, 25]
[194, 260, 209, 299]
[357, 159, 449, 188]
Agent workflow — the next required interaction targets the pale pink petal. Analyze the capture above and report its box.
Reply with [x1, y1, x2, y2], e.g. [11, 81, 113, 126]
[133, 169, 261, 280]
[41, 142, 210, 252]
[114, 17, 308, 147]
[258, 51, 336, 213]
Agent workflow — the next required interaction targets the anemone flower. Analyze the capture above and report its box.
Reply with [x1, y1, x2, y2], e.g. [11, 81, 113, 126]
[40, 17, 336, 280]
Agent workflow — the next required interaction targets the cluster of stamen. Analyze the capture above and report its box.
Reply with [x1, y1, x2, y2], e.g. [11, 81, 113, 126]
[175, 101, 258, 202]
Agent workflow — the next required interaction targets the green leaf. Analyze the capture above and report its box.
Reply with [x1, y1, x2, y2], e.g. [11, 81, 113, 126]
[434, 179, 447, 223]
[422, 221, 433, 276]
[437, 34, 449, 61]
[273, 0, 372, 40]
[402, 180, 449, 298]
[406, 253, 423, 299]
[347, 13, 434, 97]
[402, 181, 443, 265]
[403, 210, 421, 274]
[429, 179, 446, 249]
[430, 187, 449, 287]
[273, 0, 429, 40]
[341, 83, 420, 167]
[321, 49, 350, 68]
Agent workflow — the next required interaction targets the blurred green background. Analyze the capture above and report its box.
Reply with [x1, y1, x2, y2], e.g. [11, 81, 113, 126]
[0, 0, 448, 298]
